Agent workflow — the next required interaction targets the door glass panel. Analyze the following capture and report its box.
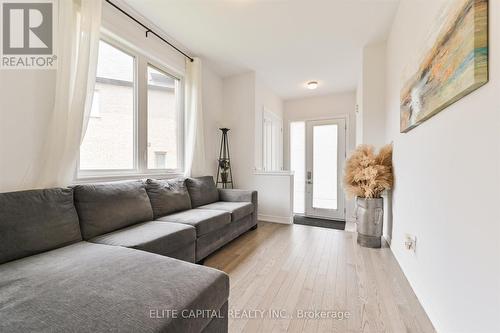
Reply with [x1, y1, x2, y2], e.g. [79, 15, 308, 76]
[313, 124, 337, 209]
[290, 122, 305, 214]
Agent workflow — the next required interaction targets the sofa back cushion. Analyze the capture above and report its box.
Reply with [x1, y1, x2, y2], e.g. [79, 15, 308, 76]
[73, 181, 153, 239]
[0, 187, 82, 264]
[145, 178, 192, 218]
[185, 176, 219, 208]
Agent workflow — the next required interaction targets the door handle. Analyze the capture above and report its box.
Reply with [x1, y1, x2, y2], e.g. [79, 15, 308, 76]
[306, 171, 312, 184]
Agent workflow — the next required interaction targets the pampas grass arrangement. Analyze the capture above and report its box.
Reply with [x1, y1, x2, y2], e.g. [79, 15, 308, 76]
[344, 144, 393, 199]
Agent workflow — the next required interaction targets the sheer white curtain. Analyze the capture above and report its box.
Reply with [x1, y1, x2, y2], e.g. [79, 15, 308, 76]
[184, 57, 207, 177]
[23, 0, 102, 188]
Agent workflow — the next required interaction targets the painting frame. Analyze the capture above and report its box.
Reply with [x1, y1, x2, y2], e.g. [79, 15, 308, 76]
[400, 0, 488, 133]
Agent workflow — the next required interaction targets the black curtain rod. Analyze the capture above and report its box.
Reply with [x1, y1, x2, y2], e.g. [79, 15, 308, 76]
[104, 0, 194, 62]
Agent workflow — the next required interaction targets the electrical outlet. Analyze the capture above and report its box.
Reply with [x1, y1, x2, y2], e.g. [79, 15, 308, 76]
[404, 234, 417, 252]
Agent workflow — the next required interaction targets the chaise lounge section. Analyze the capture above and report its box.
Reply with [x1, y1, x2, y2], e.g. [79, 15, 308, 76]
[0, 242, 229, 332]
[0, 176, 257, 332]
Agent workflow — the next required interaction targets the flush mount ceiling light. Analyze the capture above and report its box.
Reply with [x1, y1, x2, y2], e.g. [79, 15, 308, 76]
[307, 81, 318, 90]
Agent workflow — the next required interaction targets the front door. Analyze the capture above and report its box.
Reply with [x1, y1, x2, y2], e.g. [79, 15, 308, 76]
[305, 118, 346, 220]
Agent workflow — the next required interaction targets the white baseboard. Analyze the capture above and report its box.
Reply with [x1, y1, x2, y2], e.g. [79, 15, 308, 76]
[383, 235, 392, 246]
[258, 214, 293, 224]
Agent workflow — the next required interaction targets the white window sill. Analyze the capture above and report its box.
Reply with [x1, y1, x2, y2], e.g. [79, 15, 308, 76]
[253, 170, 294, 176]
[73, 171, 184, 185]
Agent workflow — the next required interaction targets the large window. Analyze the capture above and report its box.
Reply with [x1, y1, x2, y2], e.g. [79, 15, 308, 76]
[79, 38, 183, 178]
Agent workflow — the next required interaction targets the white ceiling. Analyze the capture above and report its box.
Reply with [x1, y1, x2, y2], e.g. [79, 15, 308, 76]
[122, 0, 399, 99]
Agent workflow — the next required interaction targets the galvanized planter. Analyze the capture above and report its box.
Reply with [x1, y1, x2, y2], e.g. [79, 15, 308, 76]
[355, 197, 384, 248]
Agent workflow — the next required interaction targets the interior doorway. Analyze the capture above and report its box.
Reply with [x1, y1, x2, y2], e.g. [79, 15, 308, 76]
[290, 117, 346, 221]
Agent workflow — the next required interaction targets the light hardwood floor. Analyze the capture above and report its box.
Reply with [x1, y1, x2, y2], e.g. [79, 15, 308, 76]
[205, 222, 436, 333]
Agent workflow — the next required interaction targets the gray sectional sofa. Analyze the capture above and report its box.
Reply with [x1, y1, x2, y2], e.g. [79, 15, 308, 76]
[0, 176, 258, 333]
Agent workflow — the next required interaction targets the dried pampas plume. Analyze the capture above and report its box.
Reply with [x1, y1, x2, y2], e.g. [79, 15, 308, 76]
[344, 144, 394, 198]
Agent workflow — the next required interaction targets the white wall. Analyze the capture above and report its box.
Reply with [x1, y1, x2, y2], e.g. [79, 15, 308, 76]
[221, 72, 293, 223]
[221, 72, 256, 189]
[385, 1, 500, 332]
[360, 42, 387, 148]
[283, 92, 357, 220]
[202, 65, 224, 178]
[355, 82, 363, 146]
[221, 71, 288, 188]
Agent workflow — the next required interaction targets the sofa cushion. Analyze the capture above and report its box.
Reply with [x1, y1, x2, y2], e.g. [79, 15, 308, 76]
[0, 242, 229, 333]
[0, 188, 81, 265]
[156, 209, 231, 237]
[185, 176, 219, 208]
[90, 221, 196, 262]
[196, 202, 254, 222]
[196, 214, 255, 262]
[145, 178, 191, 218]
[73, 181, 154, 240]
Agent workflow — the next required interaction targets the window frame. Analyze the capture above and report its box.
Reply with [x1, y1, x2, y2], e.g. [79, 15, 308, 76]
[76, 34, 185, 181]
[144, 61, 184, 175]
[262, 108, 283, 172]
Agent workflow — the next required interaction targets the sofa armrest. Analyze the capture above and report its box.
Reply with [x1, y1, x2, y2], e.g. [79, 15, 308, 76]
[218, 189, 258, 227]
[218, 189, 257, 204]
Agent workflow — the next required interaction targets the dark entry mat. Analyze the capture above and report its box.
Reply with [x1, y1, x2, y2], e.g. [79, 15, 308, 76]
[293, 215, 346, 230]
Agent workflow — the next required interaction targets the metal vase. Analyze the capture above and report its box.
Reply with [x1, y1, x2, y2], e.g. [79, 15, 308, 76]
[355, 197, 384, 248]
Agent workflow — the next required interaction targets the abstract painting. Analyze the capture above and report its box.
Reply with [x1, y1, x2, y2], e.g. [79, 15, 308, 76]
[400, 0, 488, 133]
